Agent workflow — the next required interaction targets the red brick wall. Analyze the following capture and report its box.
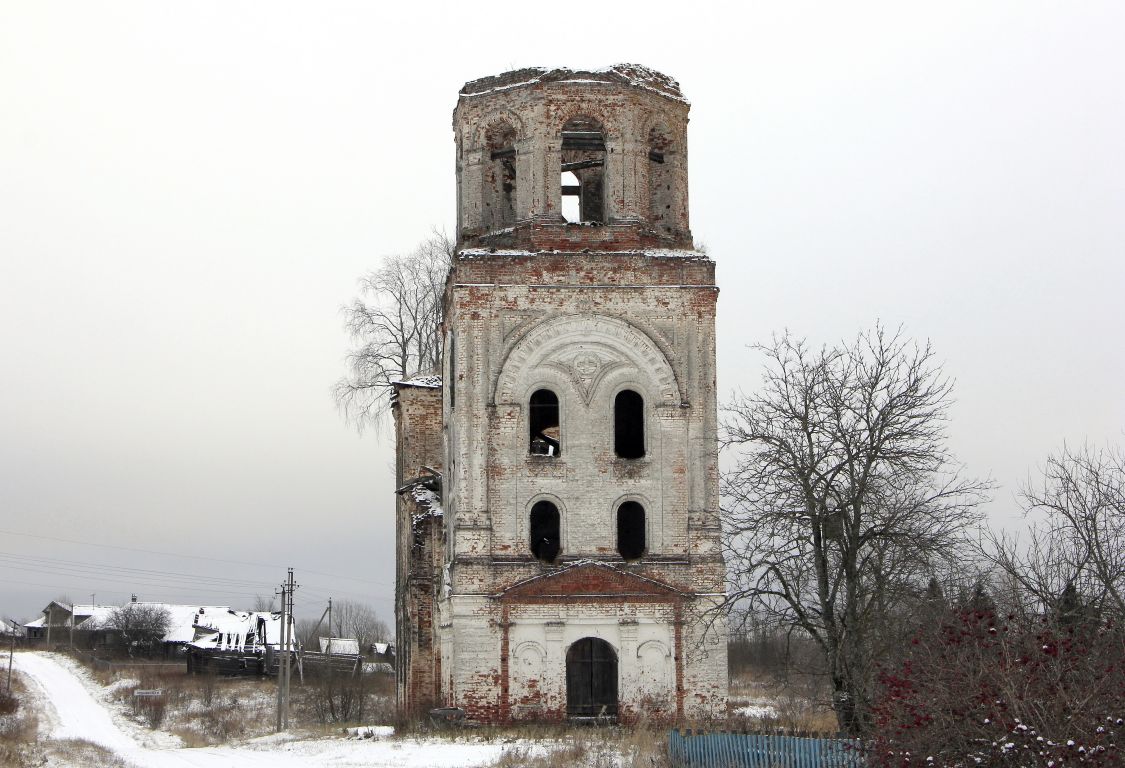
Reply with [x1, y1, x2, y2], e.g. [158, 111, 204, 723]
[392, 384, 444, 722]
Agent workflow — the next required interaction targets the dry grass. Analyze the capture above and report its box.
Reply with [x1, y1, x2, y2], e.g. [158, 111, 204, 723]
[41, 738, 132, 768]
[0, 668, 41, 767]
[477, 723, 670, 768]
[727, 673, 840, 735]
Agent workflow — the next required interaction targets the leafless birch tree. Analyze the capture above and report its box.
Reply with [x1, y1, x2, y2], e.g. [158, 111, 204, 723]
[335, 230, 453, 429]
[720, 325, 990, 736]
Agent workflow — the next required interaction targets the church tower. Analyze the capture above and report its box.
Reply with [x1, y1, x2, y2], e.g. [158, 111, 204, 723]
[396, 64, 727, 724]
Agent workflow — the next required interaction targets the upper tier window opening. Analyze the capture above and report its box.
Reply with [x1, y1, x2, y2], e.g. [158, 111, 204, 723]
[529, 389, 561, 457]
[560, 117, 606, 224]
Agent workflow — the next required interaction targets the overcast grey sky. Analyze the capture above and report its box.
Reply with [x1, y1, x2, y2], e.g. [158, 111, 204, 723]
[2, 2, 1123, 624]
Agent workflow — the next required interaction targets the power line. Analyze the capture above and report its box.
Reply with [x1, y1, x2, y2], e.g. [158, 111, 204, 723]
[0, 551, 278, 590]
[0, 528, 391, 586]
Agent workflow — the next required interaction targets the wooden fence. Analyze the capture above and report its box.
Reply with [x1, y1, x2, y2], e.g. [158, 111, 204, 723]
[668, 729, 864, 768]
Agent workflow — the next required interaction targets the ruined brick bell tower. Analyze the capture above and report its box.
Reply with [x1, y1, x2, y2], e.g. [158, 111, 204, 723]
[395, 64, 727, 724]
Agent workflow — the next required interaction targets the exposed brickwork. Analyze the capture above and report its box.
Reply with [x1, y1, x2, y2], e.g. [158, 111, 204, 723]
[391, 383, 444, 722]
[395, 65, 728, 726]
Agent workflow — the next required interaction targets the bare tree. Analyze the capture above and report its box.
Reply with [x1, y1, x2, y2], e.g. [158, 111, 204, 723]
[330, 600, 389, 653]
[335, 230, 454, 429]
[101, 604, 172, 657]
[251, 594, 276, 612]
[720, 325, 990, 736]
[987, 442, 1125, 619]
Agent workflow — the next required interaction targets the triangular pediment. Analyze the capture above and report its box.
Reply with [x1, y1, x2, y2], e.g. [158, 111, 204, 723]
[497, 560, 682, 602]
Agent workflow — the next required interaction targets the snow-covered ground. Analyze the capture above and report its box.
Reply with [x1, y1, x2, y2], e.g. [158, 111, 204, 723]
[731, 703, 778, 719]
[11, 651, 548, 767]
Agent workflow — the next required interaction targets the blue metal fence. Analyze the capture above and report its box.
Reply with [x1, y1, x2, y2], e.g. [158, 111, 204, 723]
[668, 729, 865, 768]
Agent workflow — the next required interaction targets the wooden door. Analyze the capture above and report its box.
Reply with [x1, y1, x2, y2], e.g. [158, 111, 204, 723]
[566, 637, 618, 719]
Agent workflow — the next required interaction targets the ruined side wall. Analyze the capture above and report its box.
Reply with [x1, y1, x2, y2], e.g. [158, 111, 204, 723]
[392, 384, 444, 721]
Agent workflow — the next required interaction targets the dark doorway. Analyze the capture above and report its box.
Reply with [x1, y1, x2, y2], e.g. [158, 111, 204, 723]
[566, 637, 618, 719]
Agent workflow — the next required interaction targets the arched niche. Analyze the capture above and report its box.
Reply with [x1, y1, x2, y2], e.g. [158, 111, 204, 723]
[647, 122, 677, 233]
[481, 119, 519, 231]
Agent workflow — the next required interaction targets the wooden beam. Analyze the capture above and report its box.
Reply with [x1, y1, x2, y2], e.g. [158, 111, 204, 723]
[561, 159, 604, 172]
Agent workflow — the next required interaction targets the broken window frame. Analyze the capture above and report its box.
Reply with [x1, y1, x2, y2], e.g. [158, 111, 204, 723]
[529, 388, 561, 457]
[560, 116, 607, 224]
[529, 499, 561, 564]
[616, 500, 646, 561]
[613, 389, 645, 459]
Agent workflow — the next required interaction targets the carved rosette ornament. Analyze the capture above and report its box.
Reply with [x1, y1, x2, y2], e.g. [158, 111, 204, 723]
[546, 347, 627, 405]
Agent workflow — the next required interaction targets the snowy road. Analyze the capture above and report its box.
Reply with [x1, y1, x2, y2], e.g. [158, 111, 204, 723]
[12, 652, 524, 768]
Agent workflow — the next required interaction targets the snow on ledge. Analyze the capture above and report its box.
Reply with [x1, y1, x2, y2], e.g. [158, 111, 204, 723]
[393, 374, 442, 389]
[412, 485, 443, 523]
[457, 248, 708, 261]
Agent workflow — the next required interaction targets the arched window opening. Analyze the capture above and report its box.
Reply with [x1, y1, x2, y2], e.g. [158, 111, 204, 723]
[648, 125, 674, 233]
[566, 637, 618, 720]
[483, 123, 517, 231]
[560, 171, 581, 223]
[561, 117, 606, 223]
[529, 389, 561, 456]
[529, 500, 561, 564]
[617, 501, 646, 561]
[614, 389, 645, 459]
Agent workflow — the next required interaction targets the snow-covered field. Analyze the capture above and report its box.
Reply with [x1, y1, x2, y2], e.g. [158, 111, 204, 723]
[9, 651, 553, 768]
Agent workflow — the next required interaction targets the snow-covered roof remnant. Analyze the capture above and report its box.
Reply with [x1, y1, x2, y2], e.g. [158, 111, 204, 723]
[189, 609, 296, 652]
[392, 374, 442, 389]
[319, 637, 360, 655]
[68, 604, 117, 628]
[0, 618, 22, 636]
[460, 64, 687, 103]
[23, 616, 45, 629]
[127, 603, 232, 644]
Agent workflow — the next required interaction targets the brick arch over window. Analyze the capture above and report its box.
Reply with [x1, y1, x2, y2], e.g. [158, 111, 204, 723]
[493, 314, 682, 408]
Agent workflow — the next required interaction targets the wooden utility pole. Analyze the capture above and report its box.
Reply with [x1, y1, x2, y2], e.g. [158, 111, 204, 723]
[275, 567, 297, 731]
[6, 631, 14, 693]
[275, 577, 287, 731]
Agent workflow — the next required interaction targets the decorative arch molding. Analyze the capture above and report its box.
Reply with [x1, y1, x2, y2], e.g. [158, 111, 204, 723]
[512, 640, 546, 664]
[636, 639, 670, 660]
[494, 314, 682, 407]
